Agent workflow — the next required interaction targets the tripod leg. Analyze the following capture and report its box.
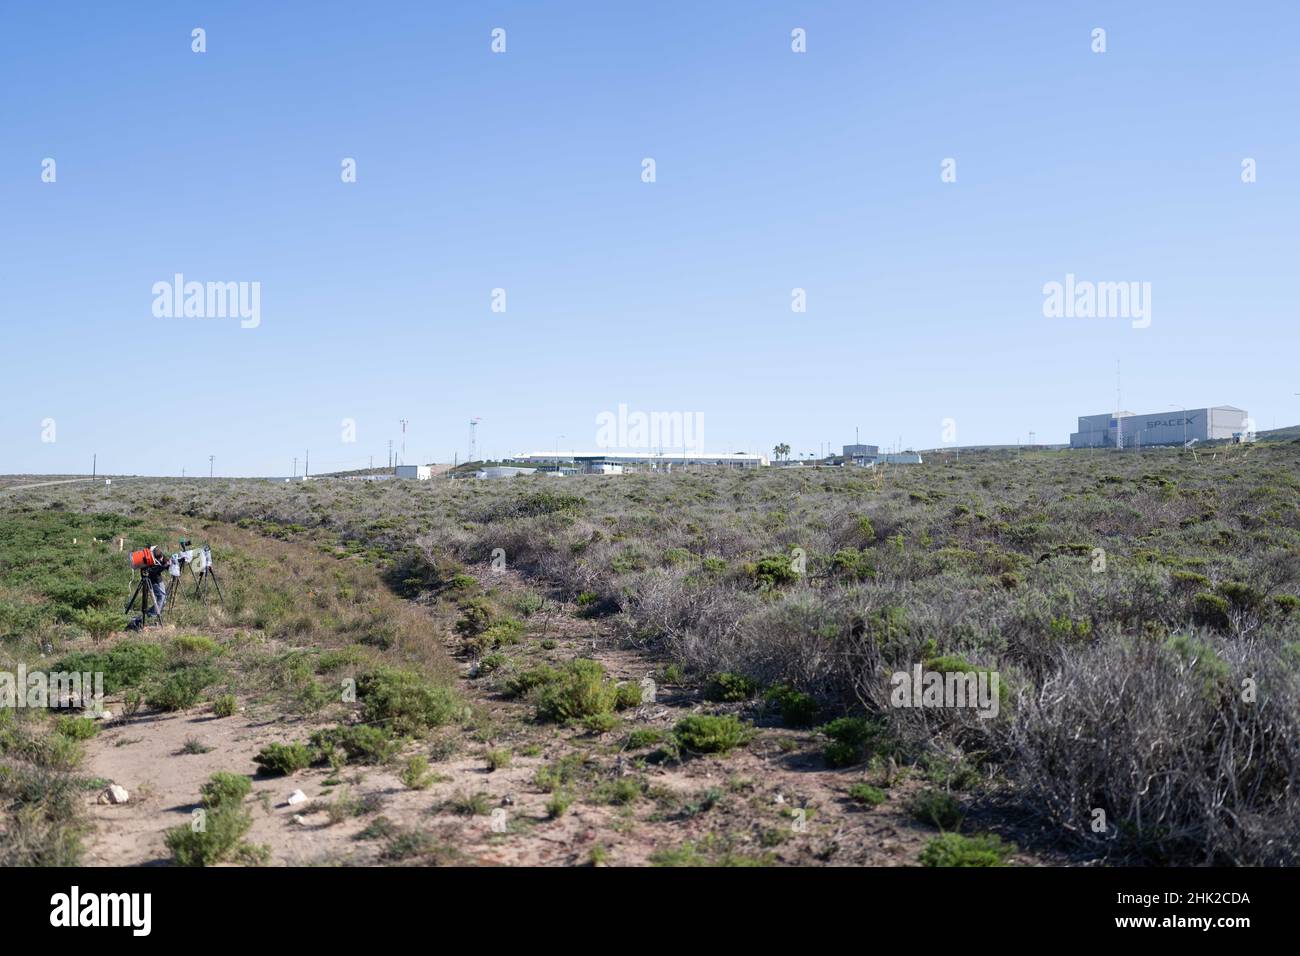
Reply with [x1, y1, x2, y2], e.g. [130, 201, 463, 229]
[140, 574, 153, 628]
[206, 568, 226, 607]
[124, 576, 144, 615]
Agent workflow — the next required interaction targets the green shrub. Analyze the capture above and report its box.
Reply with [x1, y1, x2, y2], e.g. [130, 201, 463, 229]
[919, 832, 1015, 867]
[907, 790, 963, 829]
[614, 682, 644, 709]
[503, 665, 560, 698]
[484, 748, 512, 771]
[317, 646, 368, 672]
[705, 672, 758, 702]
[453, 598, 494, 638]
[829, 548, 874, 580]
[165, 772, 254, 866]
[447, 791, 492, 816]
[582, 712, 620, 734]
[199, 771, 252, 810]
[657, 663, 685, 684]
[922, 655, 1009, 707]
[165, 804, 252, 866]
[847, 783, 886, 806]
[400, 756, 435, 790]
[1192, 592, 1231, 629]
[54, 716, 99, 741]
[309, 725, 400, 765]
[146, 664, 221, 712]
[766, 685, 818, 726]
[673, 714, 753, 755]
[535, 659, 619, 723]
[596, 777, 643, 805]
[746, 555, 801, 590]
[55, 642, 166, 693]
[701, 557, 728, 576]
[172, 635, 221, 657]
[72, 607, 125, 642]
[356, 668, 459, 734]
[823, 740, 863, 768]
[546, 791, 572, 818]
[212, 694, 237, 718]
[626, 728, 666, 749]
[253, 742, 313, 776]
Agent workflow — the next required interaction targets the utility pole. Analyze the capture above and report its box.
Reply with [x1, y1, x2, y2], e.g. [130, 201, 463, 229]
[388, 440, 393, 470]
[305, 450, 309, 478]
[369, 455, 373, 472]
[293, 457, 298, 478]
[92, 453, 96, 478]
[399, 419, 409, 466]
[209, 455, 215, 479]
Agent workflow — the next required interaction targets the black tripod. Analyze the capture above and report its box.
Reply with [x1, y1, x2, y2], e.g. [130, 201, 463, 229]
[193, 545, 225, 607]
[125, 569, 164, 627]
[166, 554, 198, 609]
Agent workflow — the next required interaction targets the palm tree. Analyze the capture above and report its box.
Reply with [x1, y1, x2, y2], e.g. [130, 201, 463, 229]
[772, 443, 791, 462]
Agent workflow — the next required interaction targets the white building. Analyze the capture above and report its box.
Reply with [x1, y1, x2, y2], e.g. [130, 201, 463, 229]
[513, 451, 768, 472]
[394, 464, 432, 480]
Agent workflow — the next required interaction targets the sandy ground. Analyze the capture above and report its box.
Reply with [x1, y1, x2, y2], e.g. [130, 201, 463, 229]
[80, 566, 1045, 867]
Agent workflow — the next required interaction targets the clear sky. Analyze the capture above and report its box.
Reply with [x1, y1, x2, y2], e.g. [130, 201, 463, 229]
[2, 1, 1297, 476]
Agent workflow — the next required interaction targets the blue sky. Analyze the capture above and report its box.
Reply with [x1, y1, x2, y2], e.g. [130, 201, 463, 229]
[2, 1, 1297, 475]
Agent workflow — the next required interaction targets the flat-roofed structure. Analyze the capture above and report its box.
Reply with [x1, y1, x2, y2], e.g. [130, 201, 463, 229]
[1070, 407, 1249, 448]
[512, 451, 767, 472]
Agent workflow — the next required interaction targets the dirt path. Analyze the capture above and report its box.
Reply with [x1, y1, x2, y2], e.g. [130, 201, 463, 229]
[80, 560, 1039, 867]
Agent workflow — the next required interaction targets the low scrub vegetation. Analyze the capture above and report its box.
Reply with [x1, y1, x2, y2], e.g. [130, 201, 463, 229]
[14, 439, 1300, 865]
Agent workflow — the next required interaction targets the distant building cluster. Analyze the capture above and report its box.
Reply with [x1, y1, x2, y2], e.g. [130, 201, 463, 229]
[1069, 406, 1251, 449]
[840, 444, 922, 466]
[511, 451, 768, 473]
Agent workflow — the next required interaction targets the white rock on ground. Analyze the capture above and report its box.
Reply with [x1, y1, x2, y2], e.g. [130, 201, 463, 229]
[287, 789, 307, 806]
[103, 784, 129, 805]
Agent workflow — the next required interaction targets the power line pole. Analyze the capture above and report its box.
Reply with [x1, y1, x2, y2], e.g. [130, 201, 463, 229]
[305, 449, 309, 478]
[209, 455, 215, 479]
[293, 457, 297, 478]
[387, 440, 393, 470]
[399, 419, 408, 466]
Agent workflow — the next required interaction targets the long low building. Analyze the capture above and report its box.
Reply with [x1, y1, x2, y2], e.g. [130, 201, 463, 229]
[1070, 406, 1250, 448]
[513, 451, 768, 471]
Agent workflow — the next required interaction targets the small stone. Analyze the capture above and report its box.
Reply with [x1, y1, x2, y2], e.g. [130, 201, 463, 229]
[103, 784, 129, 805]
[287, 789, 307, 806]
[92, 710, 113, 721]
